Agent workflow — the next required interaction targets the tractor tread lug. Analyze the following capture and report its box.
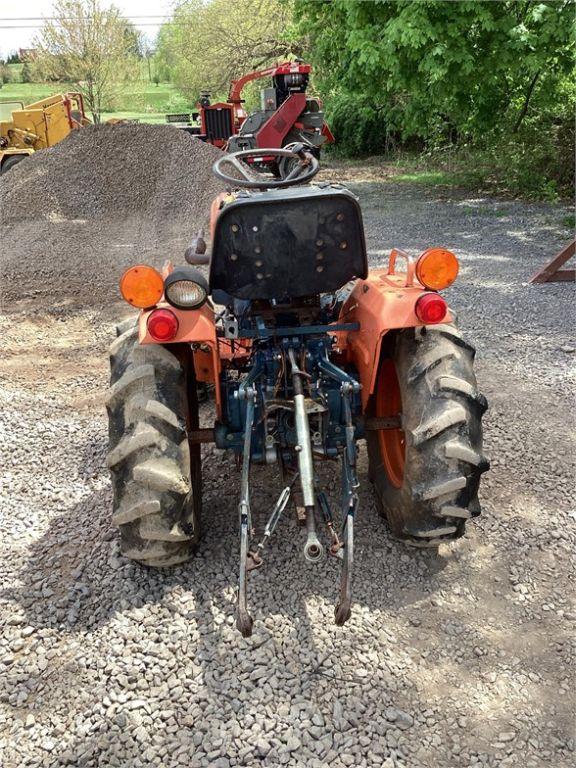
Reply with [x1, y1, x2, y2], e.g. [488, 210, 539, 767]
[132, 344, 181, 371]
[115, 316, 138, 337]
[436, 374, 475, 397]
[142, 552, 191, 568]
[106, 364, 155, 407]
[124, 396, 183, 434]
[145, 399, 182, 429]
[106, 424, 166, 469]
[112, 498, 161, 526]
[139, 515, 192, 542]
[405, 524, 458, 538]
[436, 375, 488, 413]
[109, 325, 138, 357]
[419, 476, 468, 500]
[133, 457, 190, 495]
[438, 505, 472, 520]
[404, 537, 451, 548]
[426, 324, 476, 355]
[445, 440, 490, 470]
[411, 404, 467, 445]
[123, 543, 188, 562]
[408, 350, 455, 382]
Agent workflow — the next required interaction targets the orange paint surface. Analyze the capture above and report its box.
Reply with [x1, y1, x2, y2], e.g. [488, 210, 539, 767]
[139, 302, 222, 413]
[337, 268, 451, 408]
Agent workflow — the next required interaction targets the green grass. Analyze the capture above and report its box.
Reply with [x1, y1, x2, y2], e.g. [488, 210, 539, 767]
[6, 63, 23, 78]
[100, 111, 170, 124]
[0, 79, 190, 119]
[0, 82, 75, 104]
[383, 142, 571, 201]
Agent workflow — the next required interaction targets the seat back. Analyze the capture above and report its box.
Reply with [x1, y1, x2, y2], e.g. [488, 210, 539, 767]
[209, 185, 367, 301]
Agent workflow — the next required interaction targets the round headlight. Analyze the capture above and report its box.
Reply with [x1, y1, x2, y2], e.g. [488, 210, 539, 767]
[164, 267, 209, 309]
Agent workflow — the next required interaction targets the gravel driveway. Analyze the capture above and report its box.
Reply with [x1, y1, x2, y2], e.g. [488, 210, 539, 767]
[1, 165, 574, 768]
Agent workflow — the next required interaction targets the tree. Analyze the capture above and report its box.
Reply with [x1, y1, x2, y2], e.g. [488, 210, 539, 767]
[156, 0, 300, 104]
[141, 39, 155, 83]
[33, 0, 139, 122]
[0, 61, 14, 86]
[21, 63, 35, 84]
[295, 0, 575, 148]
[123, 20, 145, 59]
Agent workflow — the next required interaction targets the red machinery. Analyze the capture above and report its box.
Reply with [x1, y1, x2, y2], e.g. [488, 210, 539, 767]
[168, 61, 334, 158]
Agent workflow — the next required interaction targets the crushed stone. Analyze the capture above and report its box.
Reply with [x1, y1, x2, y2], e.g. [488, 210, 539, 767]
[0, 123, 224, 225]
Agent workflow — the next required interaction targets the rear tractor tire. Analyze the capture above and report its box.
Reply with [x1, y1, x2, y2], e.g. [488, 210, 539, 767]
[367, 322, 489, 547]
[106, 320, 201, 567]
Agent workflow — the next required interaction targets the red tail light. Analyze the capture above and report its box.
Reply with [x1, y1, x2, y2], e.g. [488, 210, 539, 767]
[415, 292, 447, 324]
[147, 309, 179, 341]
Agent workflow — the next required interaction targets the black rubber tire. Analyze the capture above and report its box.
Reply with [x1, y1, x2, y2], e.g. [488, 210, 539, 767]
[367, 322, 489, 547]
[106, 320, 201, 566]
[1, 155, 26, 174]
[277, 146, 322, 179]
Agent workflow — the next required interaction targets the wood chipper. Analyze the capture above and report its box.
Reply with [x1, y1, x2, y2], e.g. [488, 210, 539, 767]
[0, 92, 90, 174]
[106, 146, 489, 636]
[167, 60, 334, 176]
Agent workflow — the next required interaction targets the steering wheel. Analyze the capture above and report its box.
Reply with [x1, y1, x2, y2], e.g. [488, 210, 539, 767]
[212, 145, 320, 189]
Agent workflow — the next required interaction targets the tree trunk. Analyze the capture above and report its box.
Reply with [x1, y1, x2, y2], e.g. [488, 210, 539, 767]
[513, 70, 541, 133]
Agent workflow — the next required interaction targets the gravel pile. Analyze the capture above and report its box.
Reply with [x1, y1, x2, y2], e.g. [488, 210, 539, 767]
[0, 124, 225, 308]
[0, 169, 574, 767]
[0, 123, 224, 225]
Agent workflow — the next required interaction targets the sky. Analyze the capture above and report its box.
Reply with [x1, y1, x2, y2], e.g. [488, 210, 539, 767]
[0, 0, 175, 58]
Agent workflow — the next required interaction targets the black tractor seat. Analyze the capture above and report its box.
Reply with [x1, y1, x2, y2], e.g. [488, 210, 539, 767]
[209, 185, 368, 302]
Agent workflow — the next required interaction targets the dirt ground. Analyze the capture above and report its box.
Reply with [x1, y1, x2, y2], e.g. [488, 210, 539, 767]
[0, 160, 575, 768]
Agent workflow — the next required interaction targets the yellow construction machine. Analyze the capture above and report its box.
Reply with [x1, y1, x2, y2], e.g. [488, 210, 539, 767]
[0, 92, 91, 174]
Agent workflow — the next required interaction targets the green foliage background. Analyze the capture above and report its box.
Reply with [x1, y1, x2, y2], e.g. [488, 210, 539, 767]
[295, 0, 575, 199]
[3, 0, 572, 198]
[155, 0, 296, 108]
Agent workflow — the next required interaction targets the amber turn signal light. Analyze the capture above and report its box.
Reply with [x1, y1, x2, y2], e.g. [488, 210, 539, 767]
[416, 248, 459, 290]
[120, 265, 164, 308]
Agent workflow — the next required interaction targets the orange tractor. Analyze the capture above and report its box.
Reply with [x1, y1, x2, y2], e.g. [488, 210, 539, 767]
[107, 146, 489, 636]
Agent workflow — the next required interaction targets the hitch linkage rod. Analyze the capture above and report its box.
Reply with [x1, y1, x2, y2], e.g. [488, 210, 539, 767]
[335, 382, 360, 626]
[313, 347, 361, 624]
[287, 347, 325, 565]
[248, 474, 299, 569]
[236, 385, 256, 637]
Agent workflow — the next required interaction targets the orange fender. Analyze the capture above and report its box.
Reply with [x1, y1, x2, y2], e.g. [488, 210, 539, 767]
[337, 267, 452, 409]
[139, 303, 223, 414]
